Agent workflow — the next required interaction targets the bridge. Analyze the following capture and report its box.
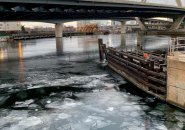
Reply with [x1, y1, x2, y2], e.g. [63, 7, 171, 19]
[0, 0, 184, 37]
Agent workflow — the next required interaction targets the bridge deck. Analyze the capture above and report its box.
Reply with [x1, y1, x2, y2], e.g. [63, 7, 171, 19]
[0, 0, 183, 21]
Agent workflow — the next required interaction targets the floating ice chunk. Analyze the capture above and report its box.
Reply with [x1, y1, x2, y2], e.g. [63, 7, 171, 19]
[121, 119, 145, 130]
[155, 125, 167, 130]
[85, 105, 105, 113]
[46, 100, 51, 104]
[14, 99, 34, 108]
[64, 98, 74, 102]
[129, 111, 144, 117]
[104, 83, 114, 88]
[70, 123, 90, 130]
[45, 101, 62, 109]
[106, 107, 114, 111]
[62, 100, 83, 109]
[125, 126, 145, 130]
[88, 116, 105, 121]
[84, 115, 113, 129]
[140, 105, 150, 111]
[29, 103, 39, 109]
[177, 122, 184, 129]
[49, 93, 56, 96]
[88, 74, 108, 79]
[16, 99, 34, 106]
[149, 110, 164, 116]
[93, 89, 100, 93]
[15, 116, 42, 129]
[8, 110, 28, 119]
[175, 115, 185, 122]
[28, 85, 45, 89]
[0, 83, 13, 88]
[58, 113, 72, 120]
[58, 124, 72, 130]
[174, 111, 185, 117]
[24, 99, 34, 104]
[120, 105, 135, 111]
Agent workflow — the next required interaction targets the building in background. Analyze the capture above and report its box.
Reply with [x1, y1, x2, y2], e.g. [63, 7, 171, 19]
[77, 20, 119, 33]
[77, 20, 139, 33]
[0, 22, 21, 32]
[77, 20, 110, 27]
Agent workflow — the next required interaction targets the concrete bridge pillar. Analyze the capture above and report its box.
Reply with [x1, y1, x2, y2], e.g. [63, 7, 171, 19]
[55, 23, 63, 38]
[141, 0, 147, 3]
[176, 0, 183, 7]
[56, 38, 63, 54]
[120, 34, 126, 51]
[121, 21, 126, 34]
[170, 15, 185, 31]
[135, 17, 147, 31]
[137, 33, 143, 50]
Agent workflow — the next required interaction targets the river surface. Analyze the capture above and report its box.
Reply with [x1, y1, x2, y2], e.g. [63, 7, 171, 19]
[0, 34, 185, 130]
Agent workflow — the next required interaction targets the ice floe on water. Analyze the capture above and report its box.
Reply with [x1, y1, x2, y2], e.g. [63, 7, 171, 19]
[149, 110, 164, 116]
[62, 98, 83, 109]
[84, 115, 114, 129]
[0, 84, 14, 89]
[45, 98, 82, 110]
[57, 113, 72, 120]
[106, 107, 114, 112]
[8, 117, 42, 130]
[14, 99, 34, 107]
[120, 118, 146, 130]
[1, 50, 185, 130]
[84, 105, 106, 113]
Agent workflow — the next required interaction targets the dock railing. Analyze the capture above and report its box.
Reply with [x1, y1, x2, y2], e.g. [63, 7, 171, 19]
[169, 37, 185, 55]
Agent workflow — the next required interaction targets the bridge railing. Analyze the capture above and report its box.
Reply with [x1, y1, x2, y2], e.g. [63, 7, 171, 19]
[169, 37, 185, 55]
[87, 0, 184, 8]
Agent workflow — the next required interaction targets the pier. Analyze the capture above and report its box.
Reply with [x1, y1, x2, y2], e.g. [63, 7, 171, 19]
[99, 37, 185, 110]
[8, 32, 89, 41]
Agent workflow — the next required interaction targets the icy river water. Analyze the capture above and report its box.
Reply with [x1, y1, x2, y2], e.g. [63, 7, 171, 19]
[0, 34, 185, 130]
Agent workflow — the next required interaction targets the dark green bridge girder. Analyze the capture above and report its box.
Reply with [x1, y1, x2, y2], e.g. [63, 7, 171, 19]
[0, 0, 184, 21]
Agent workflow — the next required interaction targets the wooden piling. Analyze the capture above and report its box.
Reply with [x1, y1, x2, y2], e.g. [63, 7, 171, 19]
[98, 39, 103, 61]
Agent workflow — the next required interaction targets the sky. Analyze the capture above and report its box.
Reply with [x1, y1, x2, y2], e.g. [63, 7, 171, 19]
[21, 21, 77, 28]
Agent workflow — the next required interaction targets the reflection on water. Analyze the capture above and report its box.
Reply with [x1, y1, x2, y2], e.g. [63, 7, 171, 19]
[18, 41, 23, 61]
[142, 35, 170, 51]
[0, 34, 171, 62]
[56, 38, 63, 55]
[0, 34, 184, 130]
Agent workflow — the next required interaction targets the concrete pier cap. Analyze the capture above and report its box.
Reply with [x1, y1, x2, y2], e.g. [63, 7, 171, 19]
[55, 23, 63, 38]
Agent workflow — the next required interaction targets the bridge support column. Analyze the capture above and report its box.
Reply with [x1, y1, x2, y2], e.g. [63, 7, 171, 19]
[176, 0, 183, 7]
[55, 23, 63, 38]
[170, 15, 185, 31]
[137, 33, 143, 50]
[135, 17, 147, 31]
[121, 21, 126, 34]
[56, 38, 63, 54]
[118, 34, 126, 51]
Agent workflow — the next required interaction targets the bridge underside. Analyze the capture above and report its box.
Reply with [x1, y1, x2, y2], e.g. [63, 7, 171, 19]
[0, 1, 184, 21]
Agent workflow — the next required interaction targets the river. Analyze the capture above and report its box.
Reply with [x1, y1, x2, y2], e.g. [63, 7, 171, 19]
[0, 34, 185, 130]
